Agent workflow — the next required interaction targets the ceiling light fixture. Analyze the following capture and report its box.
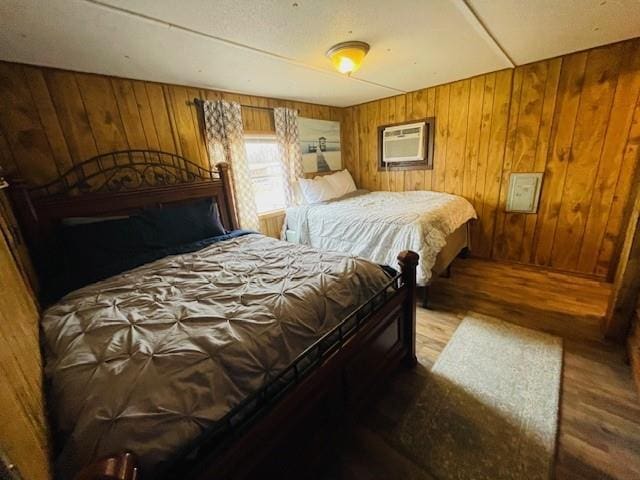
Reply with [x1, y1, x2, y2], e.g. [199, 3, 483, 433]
[326, 41, 370, 75]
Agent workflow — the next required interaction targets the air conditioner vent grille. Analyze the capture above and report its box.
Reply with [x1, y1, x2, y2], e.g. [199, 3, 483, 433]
[382, 122, 426, 163]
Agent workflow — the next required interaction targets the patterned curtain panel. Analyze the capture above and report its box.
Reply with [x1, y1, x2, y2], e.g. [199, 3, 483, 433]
[274, 107, 304, 207]
[203, 100, 260, 231]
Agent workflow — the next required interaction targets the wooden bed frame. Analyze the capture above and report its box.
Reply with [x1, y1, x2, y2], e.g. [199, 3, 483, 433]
[8, 150, 418, 480]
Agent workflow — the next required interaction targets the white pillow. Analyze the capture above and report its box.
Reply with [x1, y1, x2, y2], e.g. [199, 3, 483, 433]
[298, 176, 338, 204]
[324, 169, 357, 197]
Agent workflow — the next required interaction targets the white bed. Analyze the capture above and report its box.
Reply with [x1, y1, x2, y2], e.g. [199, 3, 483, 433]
[284, 189, 477, 287]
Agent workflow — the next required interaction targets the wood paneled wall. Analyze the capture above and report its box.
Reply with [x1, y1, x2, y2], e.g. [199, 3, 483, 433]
[259, 210, 287, 239]
[2, 39, 640, 277]
[0, 61, 341, 238]
[605, 158, 640, 339]
[342, 38, 640, 279]
[0, 192, 50, 480]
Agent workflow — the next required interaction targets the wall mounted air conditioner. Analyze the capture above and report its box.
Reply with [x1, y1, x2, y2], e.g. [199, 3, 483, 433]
[382, 122, 425, 163]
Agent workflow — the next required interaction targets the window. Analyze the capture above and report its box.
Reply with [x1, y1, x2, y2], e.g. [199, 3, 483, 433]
[245, 136, 286, 214]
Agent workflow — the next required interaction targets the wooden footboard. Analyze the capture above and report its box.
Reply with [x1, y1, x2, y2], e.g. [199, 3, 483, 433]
[76, 251, 418, 480]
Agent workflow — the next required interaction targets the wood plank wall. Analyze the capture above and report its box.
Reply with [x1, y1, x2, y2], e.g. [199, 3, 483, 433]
[0, 61, 342, 239]
[605, 158, 640, 339]
[342, 38, 640, 279]
[2, 40, 640, 271]
[0, 191, 50, 480]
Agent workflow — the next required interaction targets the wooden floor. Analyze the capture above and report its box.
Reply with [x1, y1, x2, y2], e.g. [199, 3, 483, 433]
[314, 258, 640, 480]
[429, 257, 613, 341]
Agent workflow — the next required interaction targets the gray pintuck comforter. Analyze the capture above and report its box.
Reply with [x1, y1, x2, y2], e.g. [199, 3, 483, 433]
[42, 233, 391, 478]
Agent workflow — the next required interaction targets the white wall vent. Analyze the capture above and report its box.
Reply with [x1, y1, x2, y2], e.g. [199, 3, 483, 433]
[506, 173, 544, 213]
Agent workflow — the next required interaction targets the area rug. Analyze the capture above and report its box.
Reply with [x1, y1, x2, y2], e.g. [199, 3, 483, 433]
[393, 314, 563, 480]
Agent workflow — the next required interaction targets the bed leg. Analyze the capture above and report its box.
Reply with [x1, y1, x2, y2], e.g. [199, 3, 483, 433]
[398, 251, 419, 368]
[74, 451, 138, 480]
[442, 265, 452, 278]
[422, 285, 430, 309]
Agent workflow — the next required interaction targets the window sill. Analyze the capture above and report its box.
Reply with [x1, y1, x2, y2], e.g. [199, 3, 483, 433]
[258, 209, 286, 219]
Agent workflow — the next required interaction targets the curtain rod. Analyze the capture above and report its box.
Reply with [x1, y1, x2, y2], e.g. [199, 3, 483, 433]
[188, 98, 298, 113]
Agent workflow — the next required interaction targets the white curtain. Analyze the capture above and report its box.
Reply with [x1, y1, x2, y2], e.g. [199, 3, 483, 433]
[274, 107, 304, 207]
[203, 100, 260, 231]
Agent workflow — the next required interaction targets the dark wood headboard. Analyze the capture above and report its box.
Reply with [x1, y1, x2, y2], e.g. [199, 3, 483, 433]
[8, 150, 238, 267]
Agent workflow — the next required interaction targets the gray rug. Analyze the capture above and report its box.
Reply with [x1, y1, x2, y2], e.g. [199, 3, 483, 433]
[394, 314, 563, 480]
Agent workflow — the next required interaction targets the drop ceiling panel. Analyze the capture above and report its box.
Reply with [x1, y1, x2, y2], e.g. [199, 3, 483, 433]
[0, 0, 396, 106]
[98, 0, 512, 92]
[1, 0, 639, 107]
[468, 0, 640, 64]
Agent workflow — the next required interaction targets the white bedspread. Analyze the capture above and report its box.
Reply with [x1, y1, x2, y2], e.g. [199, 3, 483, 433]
[286, 190, 477, 285]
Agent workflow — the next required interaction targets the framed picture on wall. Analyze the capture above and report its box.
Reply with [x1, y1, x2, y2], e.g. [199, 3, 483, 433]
[298, 117, 342, 174]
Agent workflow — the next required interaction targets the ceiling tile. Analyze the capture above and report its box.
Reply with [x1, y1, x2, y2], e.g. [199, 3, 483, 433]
[0, 0, 397, 106]
[1, 0, 638, 106]
[98, 0, 512, 92]
[468, 0, 640, 65]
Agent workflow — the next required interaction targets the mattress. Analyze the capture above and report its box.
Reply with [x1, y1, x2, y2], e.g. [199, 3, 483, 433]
[285, 190, 476, 285]
[41, 233, 391, 478]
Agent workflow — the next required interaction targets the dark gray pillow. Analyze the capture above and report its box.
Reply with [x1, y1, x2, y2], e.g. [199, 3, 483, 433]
[42, 198, 226, 303]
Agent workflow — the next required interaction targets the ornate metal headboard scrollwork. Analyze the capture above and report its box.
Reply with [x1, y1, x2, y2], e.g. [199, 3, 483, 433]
[8, 150, 239, 274]
[30, 150, 219, 197]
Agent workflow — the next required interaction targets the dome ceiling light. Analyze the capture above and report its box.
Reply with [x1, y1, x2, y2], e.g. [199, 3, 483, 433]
[325, 41, 370, 75]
